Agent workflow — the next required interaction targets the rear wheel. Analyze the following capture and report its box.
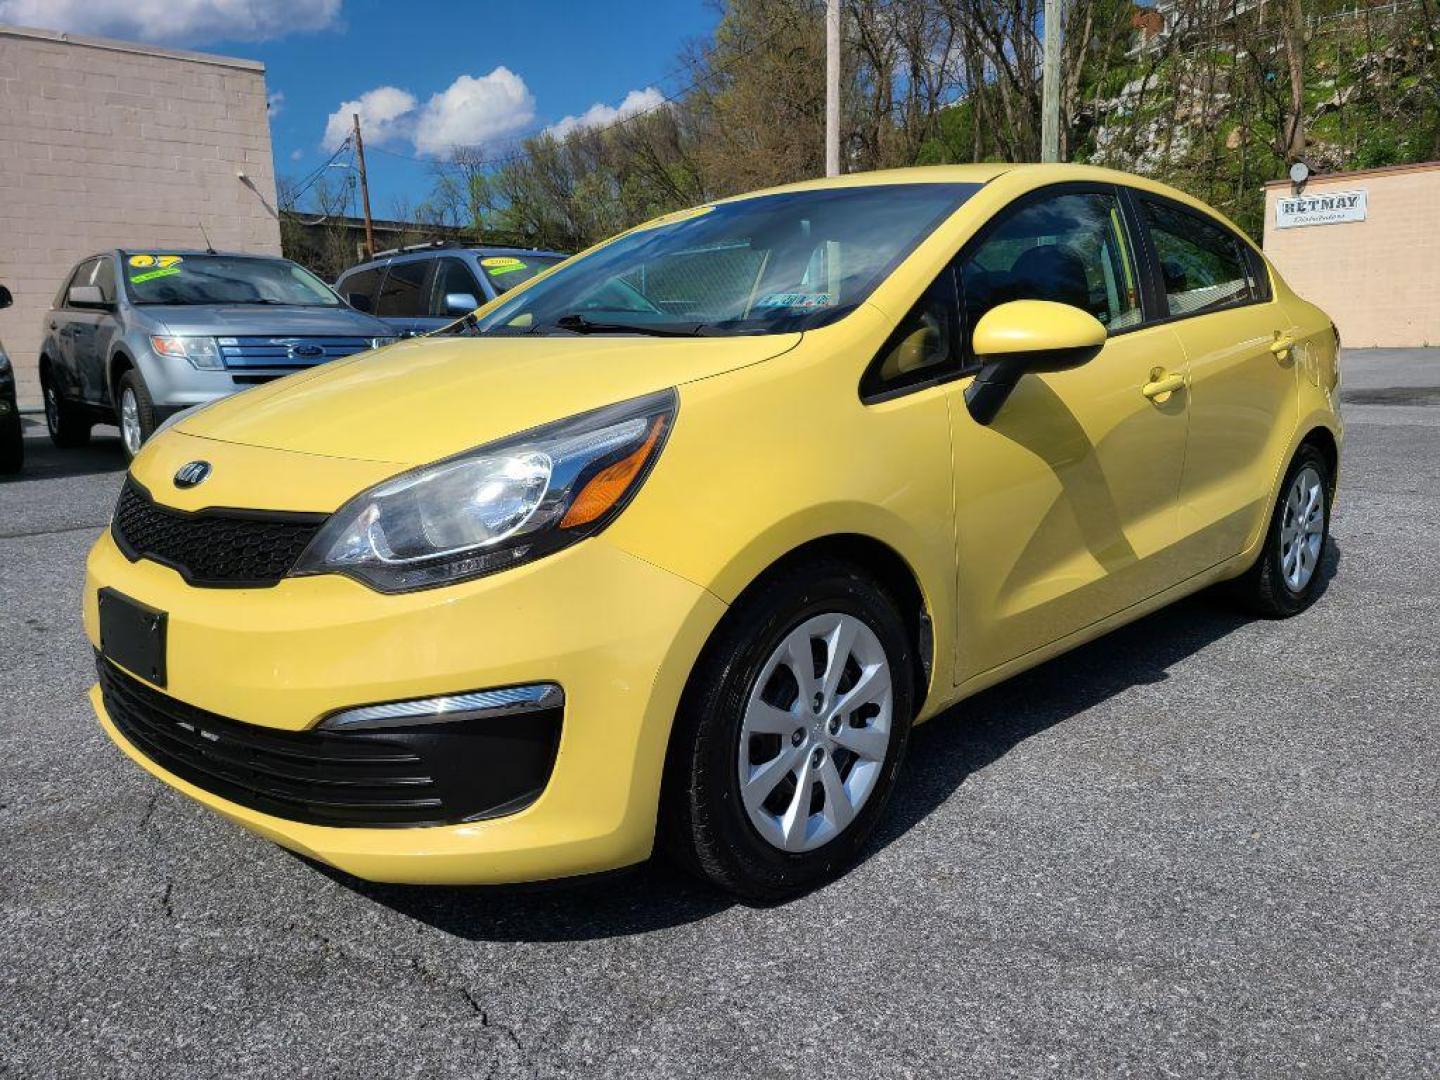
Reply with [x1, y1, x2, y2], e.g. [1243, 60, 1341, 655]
[116, 369, 156, 460]
[662, 560, 915, 901]
[1230, 443, 1332, 617]
[42, 371, 91, 449]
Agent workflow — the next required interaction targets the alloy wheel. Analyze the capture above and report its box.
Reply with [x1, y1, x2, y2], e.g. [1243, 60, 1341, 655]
[44, 384, 60, 434]
[120, 387, 142, 455]
[1280, 464, 1325, 592]
[737, 612, 894, 853]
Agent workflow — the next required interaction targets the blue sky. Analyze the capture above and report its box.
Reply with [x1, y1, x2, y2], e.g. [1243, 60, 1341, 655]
[0, 0, 719, 214]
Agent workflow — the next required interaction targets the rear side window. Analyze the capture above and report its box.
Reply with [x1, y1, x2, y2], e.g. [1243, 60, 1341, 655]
[1139, 199, 1256, 317]
[339, 266, 383, 312]
[375, 259, 429, 318]
[430, 258, 483, 315]
[960, 191, 1143, 348]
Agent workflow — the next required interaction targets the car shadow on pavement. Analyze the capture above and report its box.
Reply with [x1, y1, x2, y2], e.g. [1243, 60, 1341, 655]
[322, 544, 1340, 941]
[3, 422, 127, 483]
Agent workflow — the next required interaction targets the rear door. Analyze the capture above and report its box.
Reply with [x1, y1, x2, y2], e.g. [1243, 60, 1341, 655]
[58, 258, 111, 405]
[947, 185, 1194, 677]
[1132, 195, 1299, 573]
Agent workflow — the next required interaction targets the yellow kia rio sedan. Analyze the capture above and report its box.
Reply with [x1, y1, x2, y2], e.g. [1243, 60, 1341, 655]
[85, 165, 1341, 900]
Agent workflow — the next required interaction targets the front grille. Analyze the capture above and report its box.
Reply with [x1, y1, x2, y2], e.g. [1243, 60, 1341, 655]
[99, 658, 563, 828]
[112, 478, 326, 588]
[218, 335, 373, 372]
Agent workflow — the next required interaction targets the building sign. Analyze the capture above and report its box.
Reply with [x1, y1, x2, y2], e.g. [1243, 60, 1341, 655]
[1275, 189, 1368, 229]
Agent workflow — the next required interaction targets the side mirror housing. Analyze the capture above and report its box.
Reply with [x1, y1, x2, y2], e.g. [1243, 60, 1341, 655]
[0, 284, 12, 310]
[444, 292, 480, 314]
[963, 300, 1107, 425]
[68, 284, 109, 309]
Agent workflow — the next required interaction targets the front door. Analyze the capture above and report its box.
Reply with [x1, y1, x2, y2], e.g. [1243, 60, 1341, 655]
[948, 187, 1193, 679]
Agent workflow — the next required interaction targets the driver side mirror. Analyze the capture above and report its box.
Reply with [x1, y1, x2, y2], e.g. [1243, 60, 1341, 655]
[444, 292, 479, 315]
[962, 300, 1107, 425]
[0, 284, 12, 310]
[68, 284, 109, 309]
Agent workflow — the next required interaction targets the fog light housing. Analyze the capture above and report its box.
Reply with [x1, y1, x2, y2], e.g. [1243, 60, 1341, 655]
[319, 683, 563, 731]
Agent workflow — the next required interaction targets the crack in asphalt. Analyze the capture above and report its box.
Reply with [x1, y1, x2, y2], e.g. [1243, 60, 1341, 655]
[0, 521, 109, 541]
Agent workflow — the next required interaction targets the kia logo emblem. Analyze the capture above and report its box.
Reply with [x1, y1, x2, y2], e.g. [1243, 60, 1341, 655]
[173, 461, 211, 488]
[289, 343, 325, 359]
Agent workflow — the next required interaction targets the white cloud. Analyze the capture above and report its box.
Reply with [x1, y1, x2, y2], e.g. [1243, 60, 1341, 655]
[267, 91, 285, 117]
[412, 68, 535, 156]
[290, 148, 304, 161]
[322, 69, 535, 158]
[322, 85, 418, 151]
[0, 0, 341, 44]
[546, 86, 666, 140]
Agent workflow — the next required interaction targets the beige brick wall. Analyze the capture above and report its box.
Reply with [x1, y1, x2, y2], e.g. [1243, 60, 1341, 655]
[1263, 163, 1440, 348]
[0, 25, 281, 406]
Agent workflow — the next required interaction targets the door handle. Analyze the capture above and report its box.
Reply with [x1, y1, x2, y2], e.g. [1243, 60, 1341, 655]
[1142, 372, 1186, 400]
[1270, 333, 1296, 359]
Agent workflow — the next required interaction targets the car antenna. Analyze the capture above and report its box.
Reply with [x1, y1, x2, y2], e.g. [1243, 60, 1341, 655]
[198, 220, 217, 255]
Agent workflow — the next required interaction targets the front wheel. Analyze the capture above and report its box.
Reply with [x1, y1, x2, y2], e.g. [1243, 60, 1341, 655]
[662, 560, 915, 901]
[1230, 443, 1332, 617]
[115, 369, 157, 460]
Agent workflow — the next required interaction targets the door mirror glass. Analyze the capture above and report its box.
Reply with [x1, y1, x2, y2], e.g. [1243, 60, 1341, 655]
[0, 284, 11, 309]
[964, 300, 1106, 425]
[444, 292, 479, 314]
[68, 284, 107, 308]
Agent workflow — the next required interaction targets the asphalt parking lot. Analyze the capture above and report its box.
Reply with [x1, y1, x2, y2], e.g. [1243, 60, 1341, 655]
[1, 349, 1436, 1079]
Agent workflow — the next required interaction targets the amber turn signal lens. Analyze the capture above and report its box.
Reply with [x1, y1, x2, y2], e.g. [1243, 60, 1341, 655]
[560, 417, 666, 529]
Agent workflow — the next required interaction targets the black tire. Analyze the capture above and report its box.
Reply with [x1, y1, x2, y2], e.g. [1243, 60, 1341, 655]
[115, 368, 157, 461]
[42, 369, 91, 449]
[1230, 442, 1332, 618]
[0, 411, 22, 474]
[661, 559, 916, 901]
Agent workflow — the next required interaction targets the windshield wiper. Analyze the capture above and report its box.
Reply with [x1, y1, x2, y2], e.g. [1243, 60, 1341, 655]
[550, 313, 708, 338]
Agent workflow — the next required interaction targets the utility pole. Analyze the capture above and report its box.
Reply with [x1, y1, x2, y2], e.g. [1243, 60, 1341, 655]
[1040, 0, 1062, 163]
[825, 0, 840, 177]
[352, 112, 377, 260]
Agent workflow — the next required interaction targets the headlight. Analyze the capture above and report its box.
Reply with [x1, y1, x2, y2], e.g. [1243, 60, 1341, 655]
[150, 335, 222, 370]
[293, 389, 676, 592]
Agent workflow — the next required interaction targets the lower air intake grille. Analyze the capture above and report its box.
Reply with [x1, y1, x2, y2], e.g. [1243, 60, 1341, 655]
[98, 657, 562, 828]
[111, 478, 326, 588]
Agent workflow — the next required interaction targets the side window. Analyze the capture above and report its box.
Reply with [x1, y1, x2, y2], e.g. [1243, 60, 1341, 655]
[338, 267, 383, 312]
[1139, 199, 1255, 317]
[61, 259, 98, 306]
[92, 257, 116, 304]
[860, 266, 960, 399]
[375, 259, 429, 318]
[430, 258, 483, 316]
[959, 191, 1142, 354]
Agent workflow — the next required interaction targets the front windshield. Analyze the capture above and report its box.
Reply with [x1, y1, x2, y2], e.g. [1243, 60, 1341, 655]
[123, 253, 341, 307]
[474, 183, 980, 337]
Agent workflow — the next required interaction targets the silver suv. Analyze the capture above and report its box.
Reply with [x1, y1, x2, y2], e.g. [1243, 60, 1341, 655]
[40, 250, 397, 459]
[335, 244, 568, 336]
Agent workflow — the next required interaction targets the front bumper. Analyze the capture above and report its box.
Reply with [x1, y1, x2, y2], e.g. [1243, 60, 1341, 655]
[85, 526, 726, 884]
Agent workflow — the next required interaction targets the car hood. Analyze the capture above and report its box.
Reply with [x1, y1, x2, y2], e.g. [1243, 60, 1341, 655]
[142, 304, 393, 338]
[176, 332, 802, 465]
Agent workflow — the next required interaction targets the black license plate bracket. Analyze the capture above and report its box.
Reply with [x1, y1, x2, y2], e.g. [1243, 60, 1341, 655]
[98, 588, 167, 687]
